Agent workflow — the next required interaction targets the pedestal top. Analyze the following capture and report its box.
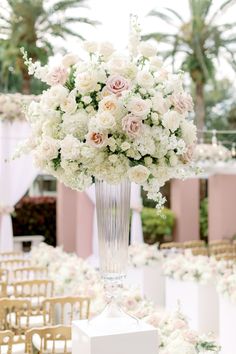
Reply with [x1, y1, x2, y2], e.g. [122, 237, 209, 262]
[73, 319, 157, 337]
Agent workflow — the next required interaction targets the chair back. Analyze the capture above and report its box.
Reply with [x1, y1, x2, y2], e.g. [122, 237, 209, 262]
[13, 267, 48, 281]
[160, 242, 184, 250]
[0, 260, 31, 283]
[0, 252, 24, 261]
[13, 280, 54, 307]
[43, 296, 90, 325]
[0, 298, 32, 333]
[184, 240, 206, 249]
[0, 330, 14, 354]
[0, 282, 7, 298]
[191, 247, 209, 256]
[0, 269, 8, 283]
[26, 325, 71, 354]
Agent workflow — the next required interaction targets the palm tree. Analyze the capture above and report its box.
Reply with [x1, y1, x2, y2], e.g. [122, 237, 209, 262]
[144, 0, 236, 132]
[0, 0, 97, 93]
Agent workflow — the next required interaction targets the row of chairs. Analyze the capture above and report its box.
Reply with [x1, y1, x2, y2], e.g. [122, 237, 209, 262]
[0, 251, 90, 353]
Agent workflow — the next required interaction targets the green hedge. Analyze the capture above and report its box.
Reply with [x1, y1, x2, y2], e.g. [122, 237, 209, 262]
[200, 197, 208, 240]
[141, 207, 175, 244]
[12, 196, 56, 246]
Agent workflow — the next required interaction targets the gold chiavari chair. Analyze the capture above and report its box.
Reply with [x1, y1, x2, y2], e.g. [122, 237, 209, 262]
[0, 330, 25, 354]
[184, 240, 206, 249]
[215, 253, 236, 262]
[191, 247, 209, 256]
[209, 240, 231, 247]
[0, 282, 7, 298]
[0, 268, 9, 282]
[26, 325, 72, 354]
[209, 244, 236, 256]
[0, 260, 31, 284]
[0, 252, 24, 261]
[13, 267, 48, 282]
[160, 242, 184, 250]
[42, 296, 90, 326]
[0, 298, 49, 333]
[12, 280, 54, 308]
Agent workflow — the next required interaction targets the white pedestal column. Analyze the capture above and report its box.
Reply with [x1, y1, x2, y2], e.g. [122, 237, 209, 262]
[126, 263, 165, 307]
[72, 320, 158, 354]
[165, 278, 219, 334]
[219, 296, 236, 354]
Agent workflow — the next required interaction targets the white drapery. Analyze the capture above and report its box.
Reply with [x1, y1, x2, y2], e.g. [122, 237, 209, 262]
[86, 182, 143, 261]
[0, 121, 38, 252]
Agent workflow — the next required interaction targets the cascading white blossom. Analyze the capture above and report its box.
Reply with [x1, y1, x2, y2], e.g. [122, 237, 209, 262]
[21, 19, 197, 208]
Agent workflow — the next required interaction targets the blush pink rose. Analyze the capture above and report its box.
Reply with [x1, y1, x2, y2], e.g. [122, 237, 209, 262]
[181, 144, 195, 163]
[106, 75, 130, 96]
[86, 131, 108, 148]
[170, 92, 194, 114]
[122, 114, 142, 138]
[46, 66, 68, 86]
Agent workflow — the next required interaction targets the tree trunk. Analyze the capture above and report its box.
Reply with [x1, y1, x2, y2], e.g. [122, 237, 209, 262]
[194, 81, 205, 140]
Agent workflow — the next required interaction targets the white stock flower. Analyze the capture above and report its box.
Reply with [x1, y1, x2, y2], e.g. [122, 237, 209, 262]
[60, 92, 77, 114]
[139, 42, 157, 57]
[151, 93, 170, 115]
[128, 165, 150, 184]
[162, 111, 182, 132]
[149, 57, 163, 71]
[136, 71, 154, 89]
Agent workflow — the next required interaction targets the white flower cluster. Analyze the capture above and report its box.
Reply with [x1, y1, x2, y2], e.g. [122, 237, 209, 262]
[0, 93, 39, 121]
[163, 252, 217, 284]
[129, 243, 163, 267]
[30, 243, 219, 353]
[23, 23, 196, 207]
[217, 264, 236, 303]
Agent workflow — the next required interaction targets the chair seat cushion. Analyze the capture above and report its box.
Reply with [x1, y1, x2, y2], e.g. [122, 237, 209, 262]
[1, 343, 25, 354]
[7, 313, 49, 328]
[33, 334, 72, 353]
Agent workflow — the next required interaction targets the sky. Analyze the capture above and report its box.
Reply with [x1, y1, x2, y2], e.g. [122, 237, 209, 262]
[50, 0, 236, 82]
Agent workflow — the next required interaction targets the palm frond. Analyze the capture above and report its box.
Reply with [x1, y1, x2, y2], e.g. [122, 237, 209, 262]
[209, 0, 236, 24]
[147, 10, 178, 27]
[163, 7, 184, 22]
[142, 32, 176, 43]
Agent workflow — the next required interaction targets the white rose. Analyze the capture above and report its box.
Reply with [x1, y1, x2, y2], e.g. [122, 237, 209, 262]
[99, 96, 120, 115]
[39, 136, 59, 160]
[99, 41, 115, 58]
[180, 119, 197, 145]
[136, 71, 154, 89]
[97, 112, 116, 129]
[139, 42, 156, 58]
[82, 96, 92, 105]
[62, 53, 79, 68]
[151, 112, 159, 125]
[128, 165, 150, 184]
[127, 97, 151, 118]
[162, 111, 182, 132]
[42, 85, 69, 108]
[83, 41, 98, 53]
[60, 92, 77, 114]
[75, 71, 98, 94]
[60, 135, 81, 160]
[107, 55, 129, 75]
[151, 93, 170, 114]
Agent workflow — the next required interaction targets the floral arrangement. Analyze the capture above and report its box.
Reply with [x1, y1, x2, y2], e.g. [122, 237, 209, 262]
[30, 243, 220, 353]
[194, 143, 231, 163]
[0, 93, 39, 121]
[163, 252, 218, 284]
[217, 265, 236, 303]
[22, 17, 196, 208]
[128, 243, 163, 267]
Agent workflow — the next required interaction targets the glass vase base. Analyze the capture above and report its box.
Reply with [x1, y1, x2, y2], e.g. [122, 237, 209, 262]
[89, 301, 139, 333]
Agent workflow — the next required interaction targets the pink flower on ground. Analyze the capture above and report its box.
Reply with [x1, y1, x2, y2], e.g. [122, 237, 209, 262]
[106, 75, 130, 96]
[46, 66, 68, 86]
[86, 131, 108, 148]
[122, 114, 142, 138]
[170, 92, 194, 114]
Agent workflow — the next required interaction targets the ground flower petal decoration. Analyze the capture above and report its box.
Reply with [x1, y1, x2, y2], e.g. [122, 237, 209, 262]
[21, 17, 196, 208]
[30, 243, 220, 353]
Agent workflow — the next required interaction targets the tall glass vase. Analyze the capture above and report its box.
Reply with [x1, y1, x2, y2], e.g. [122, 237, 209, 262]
[90, 178, 138, 330]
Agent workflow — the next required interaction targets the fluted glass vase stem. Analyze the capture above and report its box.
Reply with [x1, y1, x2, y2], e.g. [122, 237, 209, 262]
[90, 179, 137, 330]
